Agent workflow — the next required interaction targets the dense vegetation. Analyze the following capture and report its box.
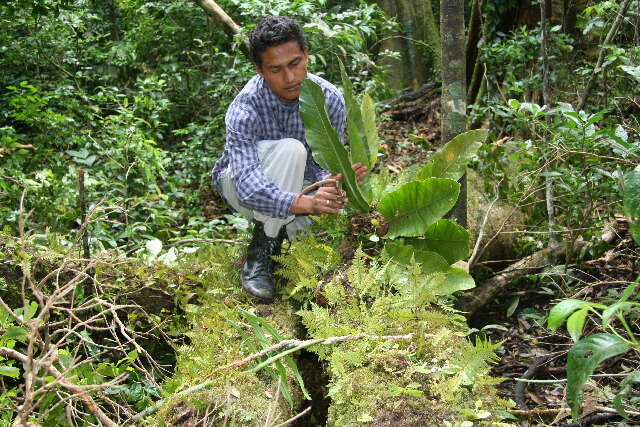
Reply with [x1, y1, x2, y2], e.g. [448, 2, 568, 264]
[1, 0, 638, 425]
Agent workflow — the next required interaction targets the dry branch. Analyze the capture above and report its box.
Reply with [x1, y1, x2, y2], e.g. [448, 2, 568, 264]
[192, 0, 249, 55]
[460, 240, 589, 314]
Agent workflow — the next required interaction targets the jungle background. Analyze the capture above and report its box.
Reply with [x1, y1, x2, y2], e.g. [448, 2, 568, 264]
[1, 0, 639, 425]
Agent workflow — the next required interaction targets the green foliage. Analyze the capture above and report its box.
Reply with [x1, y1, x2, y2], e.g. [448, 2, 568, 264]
[448, 335, 502, 387]
[623, 166, 640, 244]
[274, 233, 340, 302]
[234, 309, 310, 406]
[339, 60, 379, 171]
[566, 334, 630, 420]
[405, 219, 471, 264]
[286, 246, 508, 424]
[300, 78, 370, 212]
[417, 130, 487, 181]
[547, 282, 640, 420]
[378, 179, 460, 239]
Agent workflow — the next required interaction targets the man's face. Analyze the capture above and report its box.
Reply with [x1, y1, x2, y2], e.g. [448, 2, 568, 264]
[255, 40, 309, 103]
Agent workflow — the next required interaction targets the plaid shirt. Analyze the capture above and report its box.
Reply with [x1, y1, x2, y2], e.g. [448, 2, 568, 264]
[211, 73, 345, 219]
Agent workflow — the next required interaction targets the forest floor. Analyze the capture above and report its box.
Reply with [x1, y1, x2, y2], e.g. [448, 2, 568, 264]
[187, 91, 640, 426]
[376, 95, 640, 426]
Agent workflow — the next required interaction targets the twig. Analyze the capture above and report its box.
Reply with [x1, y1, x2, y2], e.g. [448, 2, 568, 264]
[272, 406, 312, 427]
[300, 179, 339, 195]
[468, 181, 501, 267]
[211, 332, 417, 375]
[0, 347, 118, 427]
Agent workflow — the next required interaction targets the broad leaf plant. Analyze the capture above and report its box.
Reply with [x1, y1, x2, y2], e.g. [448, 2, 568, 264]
[299, 65, 488, 299]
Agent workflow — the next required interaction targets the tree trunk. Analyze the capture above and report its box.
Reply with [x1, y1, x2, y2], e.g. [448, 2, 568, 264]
[378, 0, 439, 89]
[458, 240, 588, 314]
[465, 0, 483, 106]
[422, 0, 441, 73]
[441, 0, 467, 226]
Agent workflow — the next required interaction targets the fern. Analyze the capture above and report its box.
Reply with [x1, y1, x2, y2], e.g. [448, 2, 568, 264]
[450, 335, 502, 386]
[347, 247, 389, 299]
[273, 233, 339, 301]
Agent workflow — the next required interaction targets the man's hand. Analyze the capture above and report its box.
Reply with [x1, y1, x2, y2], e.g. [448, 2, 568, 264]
[290, 163, 368, 215]
[290, 185, 347, 214]
[325, 162, 368, 187]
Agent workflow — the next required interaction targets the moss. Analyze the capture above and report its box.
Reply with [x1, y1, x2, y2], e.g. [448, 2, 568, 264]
[290, 244, 515, 426]
[149, 243, 307, 426]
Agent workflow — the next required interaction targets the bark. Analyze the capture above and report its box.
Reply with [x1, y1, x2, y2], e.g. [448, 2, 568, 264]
[192, 0, 249, 56]
[466, 0, 483, 105]
[441, 0, 467, 226]
[465, 0, 482, 88]
[422, 0, 441, 72]
[577, 0, 633, 111]
[378, 0, 439, 89]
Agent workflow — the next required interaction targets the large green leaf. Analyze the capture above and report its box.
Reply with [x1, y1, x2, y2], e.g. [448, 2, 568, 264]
[378, 178, 460, 239]
[361, 92, 379, 169]
[404, 219, 470, 264]
[566, 307, 589, 343]
[385, 242, 450, 274]
[339, 61, 369, 169]
[567, 333, 629, 420]
[300, 79, 369, 212]
[1, 326, 27, 343]
[623, 166, 640, 244]
[431, 268, 476, 295]
[417, 129, 488, 181]
[385, 243, 474, 295]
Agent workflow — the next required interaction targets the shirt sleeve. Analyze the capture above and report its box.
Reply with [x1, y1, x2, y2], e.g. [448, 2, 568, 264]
[226, 105, 296, 218]
[304, 88, 346, 183]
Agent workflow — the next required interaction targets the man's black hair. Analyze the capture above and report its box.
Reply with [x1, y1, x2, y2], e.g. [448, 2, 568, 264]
[250, 16, 307, 68]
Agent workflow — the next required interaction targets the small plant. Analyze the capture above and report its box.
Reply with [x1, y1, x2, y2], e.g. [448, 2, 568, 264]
[300, 69, 487, 294]
[548, 281, 640, 420]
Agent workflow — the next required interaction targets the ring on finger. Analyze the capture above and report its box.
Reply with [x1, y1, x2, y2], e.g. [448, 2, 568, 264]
[325, 199, 330, 206]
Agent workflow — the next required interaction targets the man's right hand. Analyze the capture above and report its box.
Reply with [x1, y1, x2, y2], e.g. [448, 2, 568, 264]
[290, 185, 347, 215]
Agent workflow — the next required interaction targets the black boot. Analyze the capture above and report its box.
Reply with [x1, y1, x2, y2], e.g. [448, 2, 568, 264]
[241, 222, 286, 302]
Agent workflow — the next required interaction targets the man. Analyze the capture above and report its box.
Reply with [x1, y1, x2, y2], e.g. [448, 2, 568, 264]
[211, 15, 366, 302]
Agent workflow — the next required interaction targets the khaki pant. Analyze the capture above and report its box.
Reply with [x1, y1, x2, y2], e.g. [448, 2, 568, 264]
[219, 138, 313, 238]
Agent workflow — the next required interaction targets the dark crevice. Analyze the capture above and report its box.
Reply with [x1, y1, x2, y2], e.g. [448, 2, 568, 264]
[294, 349, 330, 426]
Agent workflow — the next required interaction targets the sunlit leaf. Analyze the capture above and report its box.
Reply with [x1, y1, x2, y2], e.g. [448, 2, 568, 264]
[1, 326, 27, 343]
[339, 61, 368, 169]
[300, 79, 369, 212]
[547, 299, 593, 331]
[566, 307, 589, 342]
[404, 219, 470, 263]
[0, 365, 19, 378]
[378, 178, 459, 239]
[361, 92, 379, 169]
[417, 129, 488, 181]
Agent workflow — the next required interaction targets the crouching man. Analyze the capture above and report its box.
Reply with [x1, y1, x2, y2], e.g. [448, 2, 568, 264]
[211, 15, 366, 302]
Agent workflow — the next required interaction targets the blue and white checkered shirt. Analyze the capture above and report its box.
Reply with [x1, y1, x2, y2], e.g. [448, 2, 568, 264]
[211, 72, 345, 219]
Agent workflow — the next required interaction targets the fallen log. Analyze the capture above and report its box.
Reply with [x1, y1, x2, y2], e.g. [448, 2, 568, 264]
[459, 240, 588, 315]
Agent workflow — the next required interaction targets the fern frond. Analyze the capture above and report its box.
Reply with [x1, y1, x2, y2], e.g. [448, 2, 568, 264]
[451, 335, 502, 386]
